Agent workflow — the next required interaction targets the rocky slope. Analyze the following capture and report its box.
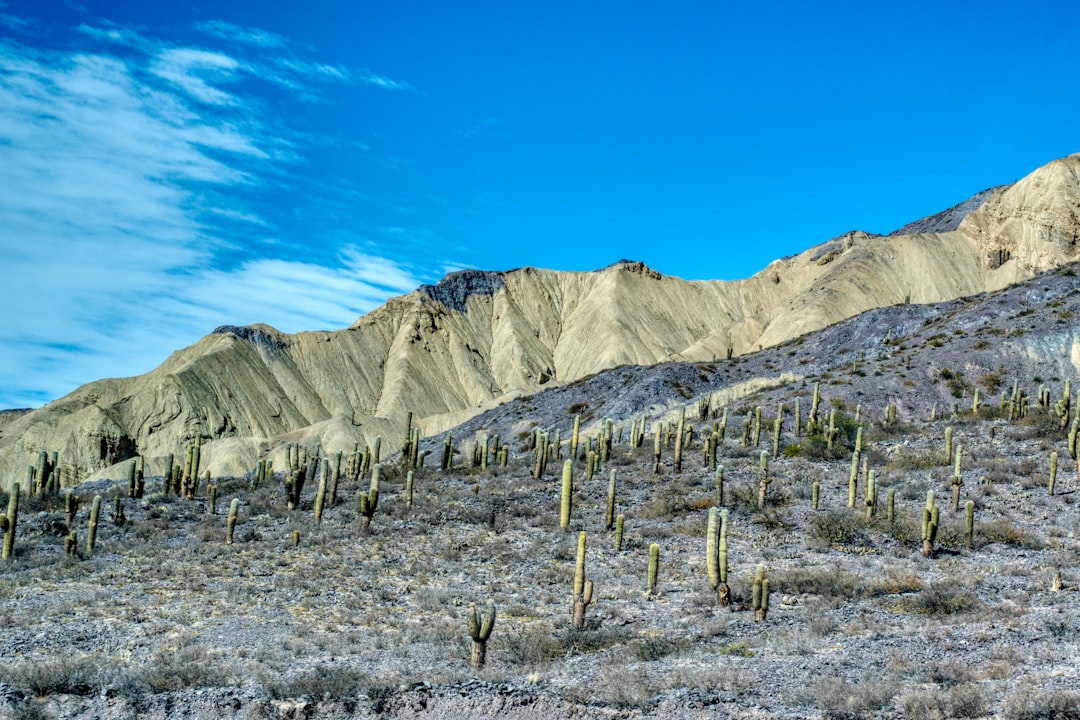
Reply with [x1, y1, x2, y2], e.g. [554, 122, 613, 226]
[2, 154, 1080, 489]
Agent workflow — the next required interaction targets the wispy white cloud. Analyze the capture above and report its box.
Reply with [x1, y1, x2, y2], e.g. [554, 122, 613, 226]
[357, 69, 414, 92]
[194, 20, 287, 49]
[0, 20, 428, 409]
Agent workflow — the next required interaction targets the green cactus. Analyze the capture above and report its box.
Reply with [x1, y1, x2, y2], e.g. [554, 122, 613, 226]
[887, 489, 895, 524]
[605, 469, 617, 531]
[951, 446, 963, 512]
[2, 482, 18, 561]
[706, 507, 731, 607]
[559, 460, 574, 531]
[111, 496, 125, 527]
[65, 490, 79, 525]
[812, 480, 820, 511]
[313, 462, 327, 523]
[405, 470, 415, 510]
[715, 465, 725, 507]
[359, 463, 380, 534]
[572, 531, 593, 628]
[86, 495, 101, 557]
[752, 406, 762, 447]
[441, 433, 454, 472]
[65, 530, 77, 558]
[328, 452, 342, 508]
[922, 490, 938, 558]
[826, 409, 838, 452]
[944, 426, 953, 466]
[674, 406, 685, 473]
[653, 424, 663, 474]
[227, 499, 240, 544]
[208, 484, 217, 515]
[646, 543, 660, 598]
[865, 470, 876, 520]
[615, 514, 625, 552]
[794, 397, 802, 437]
[1049, 451, 1058, 496]
[753, 564, 770, 622]
[965, 499, 975, 549]
[848, 450, 860, 509]
[292, 530, 300, 547]
[772, 409, 783, 458]
[468, 600, 496, 670]
[757, 450, 771, 510]
[570, 414, 581, 461]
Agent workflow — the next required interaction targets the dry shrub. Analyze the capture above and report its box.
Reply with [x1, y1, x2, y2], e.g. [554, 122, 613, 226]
[899, 683, 986, 719]
[1004, 689, 1080, 720]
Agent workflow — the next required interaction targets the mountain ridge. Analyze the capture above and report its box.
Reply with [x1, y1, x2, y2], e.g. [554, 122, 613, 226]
[2, 153, 1080, 487]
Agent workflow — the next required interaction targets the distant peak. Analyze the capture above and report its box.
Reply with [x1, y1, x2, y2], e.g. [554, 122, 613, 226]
[211, 324, 289, 351]
[599, 260, 663, 279]
[419, 269, 505, 313]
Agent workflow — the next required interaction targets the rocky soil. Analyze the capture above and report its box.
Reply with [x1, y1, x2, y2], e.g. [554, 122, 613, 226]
[4, 269, 1080, 719]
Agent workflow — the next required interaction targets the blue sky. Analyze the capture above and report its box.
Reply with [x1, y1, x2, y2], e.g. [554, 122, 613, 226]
[2, 1, 1079, 409]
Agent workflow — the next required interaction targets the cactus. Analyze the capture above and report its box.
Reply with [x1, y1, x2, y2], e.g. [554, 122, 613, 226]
[292, 530, 300, 547]
[614, 514, 625, 552]
[1049, 451, 1058, 496]
[328, 452, 342, 508]
[921, 491, 938, 558]
[812, 481, 820, 510]
[208, 484, 217, 515]
[964, 499, 975, 549]
[570, 414, 581, 461]
[64, 530, 77, 557]
[86, 494, 101, 557]
[772, 410, 783, 458]
[944, 426, 953, 465]
[848, 450, 860, 509]
[752, 406, 762, 447]
[646, 543, 660, 598]
[2, 482, 18, 560]
[313, 461, 328, 523]
[674, 407, 685, 473]
[111, 496, 126, 527]
[359, 463, 381, 533]
[706, 508, 731, 607]
[559, 460, 574, 531]
[468, 600, 496, 670]
[809, 382, 821, 429]
[441, 433, 454, 472]
[653, 424, 662, 473]
[227, 498, 240, 544]
[887, 489, 895, 523]
[757, 450, 771, 510]
[753, 564, 770, 621]
[65, 490, 79, 525]
[826, 409, 838, 452]
[865, 470, 876, 520]
[604, 469, 617, 531]
[715, 465, 725, 506]
[951, 446, 963, 512]
[572, 531, 593, 628]
[794, 397, 802, 437]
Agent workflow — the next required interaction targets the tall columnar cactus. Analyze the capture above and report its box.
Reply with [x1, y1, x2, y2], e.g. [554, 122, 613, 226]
[570, 414, 581, 461]
[809, 382, 821, 430]
[944, 426, 953, 466]
[922, 490, 939, 558]
[65, 490, 79, 525]
[208, 484, 218, 515]
[965, 499, 975, 549]
[865, 471, 876, 520]
[467, 600, 496, 670]
[615, 514, 625, 552]
[227, 498, 240, 544]
[826, 409, 838, 453]
[405, 470, 415, 510]
[441, 433, 454, 472]
[794, 397, 802, 437]
[674, 406, 685, 473]
[646, 543, 660, 598]
[753, 564, 770, 622]
[706, 507, 731, 607]
[715, 465, 725, 507]
[951, 446, 963, 512]
[605, 469, 617, 531]
[572, 531, 593, 628]
[812, 481, 820, 511]
[313, 461, 328, 523]
[972, 388, 981, 415]
[887, 489, 896, 523]
[653, 424, 662, 474]
[1049, 451, 1058, 496]
[772, 408, 784, 458]
[359, 463, 380, 534]
[848, 450, 860, 509]
[752, 406, 762, 447]
[86, 495, 101, 557]
[757, 451, 771, 510]
[2, 482, 18, 560]
[559, 460, 573, 531]
[285, 466, 306, 511]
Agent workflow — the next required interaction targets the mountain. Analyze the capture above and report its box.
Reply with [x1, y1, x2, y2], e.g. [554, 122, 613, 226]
[2, 153, 1080, 488]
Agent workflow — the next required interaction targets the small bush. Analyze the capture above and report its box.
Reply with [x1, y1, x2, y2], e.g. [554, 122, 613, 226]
[899, 682, 986, 719]
[1004, 689, 1080, 720]
[900, 583, 982, 617]
[779, 567, 862, 599]
[804, 677, 897, 720]
[809, 510, 870, 548]
[263, 665, 387, 701]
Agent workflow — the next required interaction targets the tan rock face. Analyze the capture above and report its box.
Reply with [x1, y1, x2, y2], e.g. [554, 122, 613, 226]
[3, 153, 1080, 487]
